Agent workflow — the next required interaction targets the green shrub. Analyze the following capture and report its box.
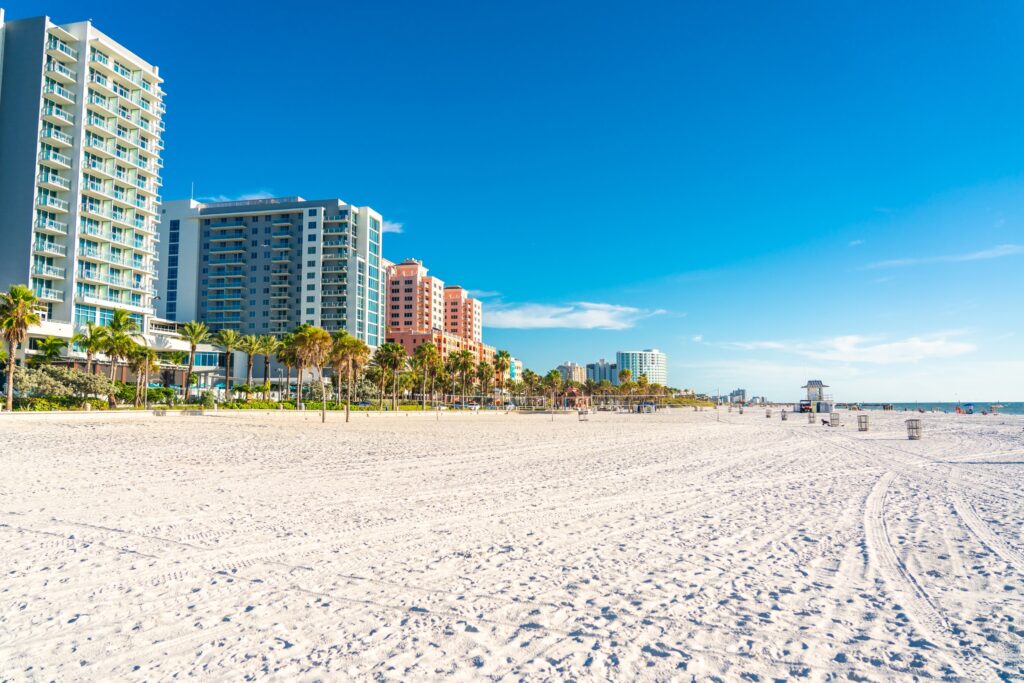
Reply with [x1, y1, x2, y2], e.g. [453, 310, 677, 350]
[201, 391, 216, 409]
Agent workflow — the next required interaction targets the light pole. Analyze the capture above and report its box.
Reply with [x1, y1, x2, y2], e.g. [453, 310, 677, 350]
[277, 368, 284, 401]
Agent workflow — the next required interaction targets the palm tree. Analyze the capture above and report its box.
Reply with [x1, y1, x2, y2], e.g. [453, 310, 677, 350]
[129, 343, 158, 408]
[477, 361, 494, 403]
[521, 368, 539, 407]
[29, 335, 67, 367]
[340, 336, 370, 422]
[292, 325, 333, 423]
[104, 309, 140, 383]
[213, 328, 242, 399]
[449, 349, 476, 406]
[374, 342, 407, 411]
[411, 342, 441, 410]
[71, 322, 107, 375]
[238, 335, 261, 400]
[179, 320, 210, 403]
[636, 373, 650, 400]
[275, 332, 296, 401]
[543, 369, 562, 410]
[257, 335, 279, 400]
[1, 285, 42, 411]
[493, 349, 511, 401]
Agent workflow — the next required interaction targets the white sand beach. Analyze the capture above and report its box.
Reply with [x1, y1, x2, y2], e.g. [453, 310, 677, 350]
[1, 409, 1022, 680]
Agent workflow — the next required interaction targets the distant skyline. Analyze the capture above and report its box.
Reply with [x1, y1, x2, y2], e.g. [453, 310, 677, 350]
[5, 1, 1023, 400]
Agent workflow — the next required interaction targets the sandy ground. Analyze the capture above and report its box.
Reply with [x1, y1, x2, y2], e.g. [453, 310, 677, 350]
[1, 408, 1022, 681]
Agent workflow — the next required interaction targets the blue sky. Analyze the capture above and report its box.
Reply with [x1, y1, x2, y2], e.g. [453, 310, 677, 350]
[10, 1, 1024, 400]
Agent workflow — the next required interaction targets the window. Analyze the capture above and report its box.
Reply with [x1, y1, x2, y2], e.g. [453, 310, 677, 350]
[306, 308, 314, 315]
[306, 284, 315, 291]
[308, 209, 316, 216]
[307, 247, 316, 255]
[307, 260, 315, 267]
[306, 296, 315, 302]
[307, 234, 316, 242]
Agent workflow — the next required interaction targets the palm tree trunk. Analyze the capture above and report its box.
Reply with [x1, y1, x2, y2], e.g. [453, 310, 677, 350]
[296, 364, 304, 408]
[5, 341, 16, 412]
[246, 356, 254, 400]
[378, 372, 385, 410]
[392, 371, 398, 411]
[185, 349, 195, 402]
[263, 355, 271, 400]
[421, 373, 427, 410]
[345, 362, 352, 423]
[320, 368, 327, 423]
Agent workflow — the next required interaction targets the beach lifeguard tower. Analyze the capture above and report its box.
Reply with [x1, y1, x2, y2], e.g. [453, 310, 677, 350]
[799, 380, 833, 413]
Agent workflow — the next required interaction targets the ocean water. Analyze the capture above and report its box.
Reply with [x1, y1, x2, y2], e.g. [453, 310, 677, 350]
[856, 402, 1024, 415]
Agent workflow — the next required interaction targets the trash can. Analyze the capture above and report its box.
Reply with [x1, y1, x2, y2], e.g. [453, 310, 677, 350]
[857, 414, 869, 432]
[830, 412, 841, 427]
[738, 407, 744, 415]
[781, 410, 788, 421]
[808, 412, 815, 424]
[765, 408, 772, 418]
[905, 419, 922, 440]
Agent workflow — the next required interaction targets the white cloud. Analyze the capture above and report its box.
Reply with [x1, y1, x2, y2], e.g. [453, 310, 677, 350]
[848, 239, 864, 247]
[486, 301, 665, 330]
[467, 289, 501, 298]
[382, 220, 404, 234]
[866, 244, 1024, 269]
[199, 191, 275, 203]
[691, 334, 703, 343]
[714, 332, 975, 365]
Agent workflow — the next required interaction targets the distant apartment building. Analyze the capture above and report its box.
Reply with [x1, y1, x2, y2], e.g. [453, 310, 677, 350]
[158, 196, 385, 347]
[586, 358, 618, 385]
[616, 349, 668, 386]
[383, 258, 495, 363]
[509, 357, 523, 383]
[729, 388, 747, 403]
[0, 10, 165, 331]
[557, 361, 586, 383]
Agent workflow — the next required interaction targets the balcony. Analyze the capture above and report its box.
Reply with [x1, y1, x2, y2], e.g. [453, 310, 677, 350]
[37, 195, 69, 213]
[39, 148, 71, 169]
[32, 264, 66, 279]
[210, 257, 245, 265]
[37, 173, 71, 192]
[41, 105, 74, 126]
[41, 127, 74, 147]
[323, 225, 347, 235]
[271, 254, 290, 264]
[46, 37, 78, 62]
[88, 72, 117, 98]
[77, 248, 106, 263]
[45, 60, 77, 83]
[85, 137, 116, 158]
[34, 287, 65, 302]
[86, 114, 115, 135]
[44, 82, 76, 105]
[209, 231, 245, 242]
[83, 156, 114, 178]
[38, 213, 72, 233]
[33, 241, 67, 257]
[86, 93, 118, 116]
[322, 239, 347, 247]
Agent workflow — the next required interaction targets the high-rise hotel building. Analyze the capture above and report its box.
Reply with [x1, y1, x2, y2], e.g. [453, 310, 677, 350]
[0, 10, 165, 329]
[158, 197, 385, 346]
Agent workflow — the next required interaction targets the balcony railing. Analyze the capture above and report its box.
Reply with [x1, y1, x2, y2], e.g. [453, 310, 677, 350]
[32, 264, 66, 278]
[47, 37, 78, 61]
[34, 217, 68, 234]
[44, 82, 76, 103]
[46, 60, 77, 81]
[38, 173, 71, 190]
[34, 287, 65, 302]
[39, 149, 71, 166]
[34, 241, 67, 256]
[38, 195, 69, 211]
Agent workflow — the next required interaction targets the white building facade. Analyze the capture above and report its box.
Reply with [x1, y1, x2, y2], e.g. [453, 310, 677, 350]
[0, 10, 165, 331]
[615, 349, 668, 386]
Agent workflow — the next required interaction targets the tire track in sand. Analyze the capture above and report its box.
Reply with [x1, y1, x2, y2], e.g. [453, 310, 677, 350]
[863, 471, 995, 681]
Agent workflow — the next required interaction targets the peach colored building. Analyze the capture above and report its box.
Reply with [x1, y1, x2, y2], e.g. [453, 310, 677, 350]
[386, 258, 445, 335]
[384, 259, 496, 365]
[444, 286, 483, 343]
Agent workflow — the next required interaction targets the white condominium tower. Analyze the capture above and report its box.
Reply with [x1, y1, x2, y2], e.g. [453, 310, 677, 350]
[158, 197, 385, 347]
[616, 348, 668, 386]
[0, 10, 165, 329]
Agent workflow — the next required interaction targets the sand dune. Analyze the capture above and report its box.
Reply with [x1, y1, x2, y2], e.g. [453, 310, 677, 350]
[1, 409, 1022, 680]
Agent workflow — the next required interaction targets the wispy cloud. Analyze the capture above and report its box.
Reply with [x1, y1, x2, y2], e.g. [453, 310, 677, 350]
[486, 301, 665, 330]
[199, 191, 275, 203]
[848, 239, 864, 247]
[382, 220, 404, 234]
[712, 332, 975, 364]
[467, 289, 501, 298]
[691, 334, 703, 343]
[865, 244, 1024, 269]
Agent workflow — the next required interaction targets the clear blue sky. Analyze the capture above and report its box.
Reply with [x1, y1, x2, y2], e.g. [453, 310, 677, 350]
[10, 1, 1024, 400]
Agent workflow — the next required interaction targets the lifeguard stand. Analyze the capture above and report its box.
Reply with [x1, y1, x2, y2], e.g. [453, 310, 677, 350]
[800, 380, 833, 413]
